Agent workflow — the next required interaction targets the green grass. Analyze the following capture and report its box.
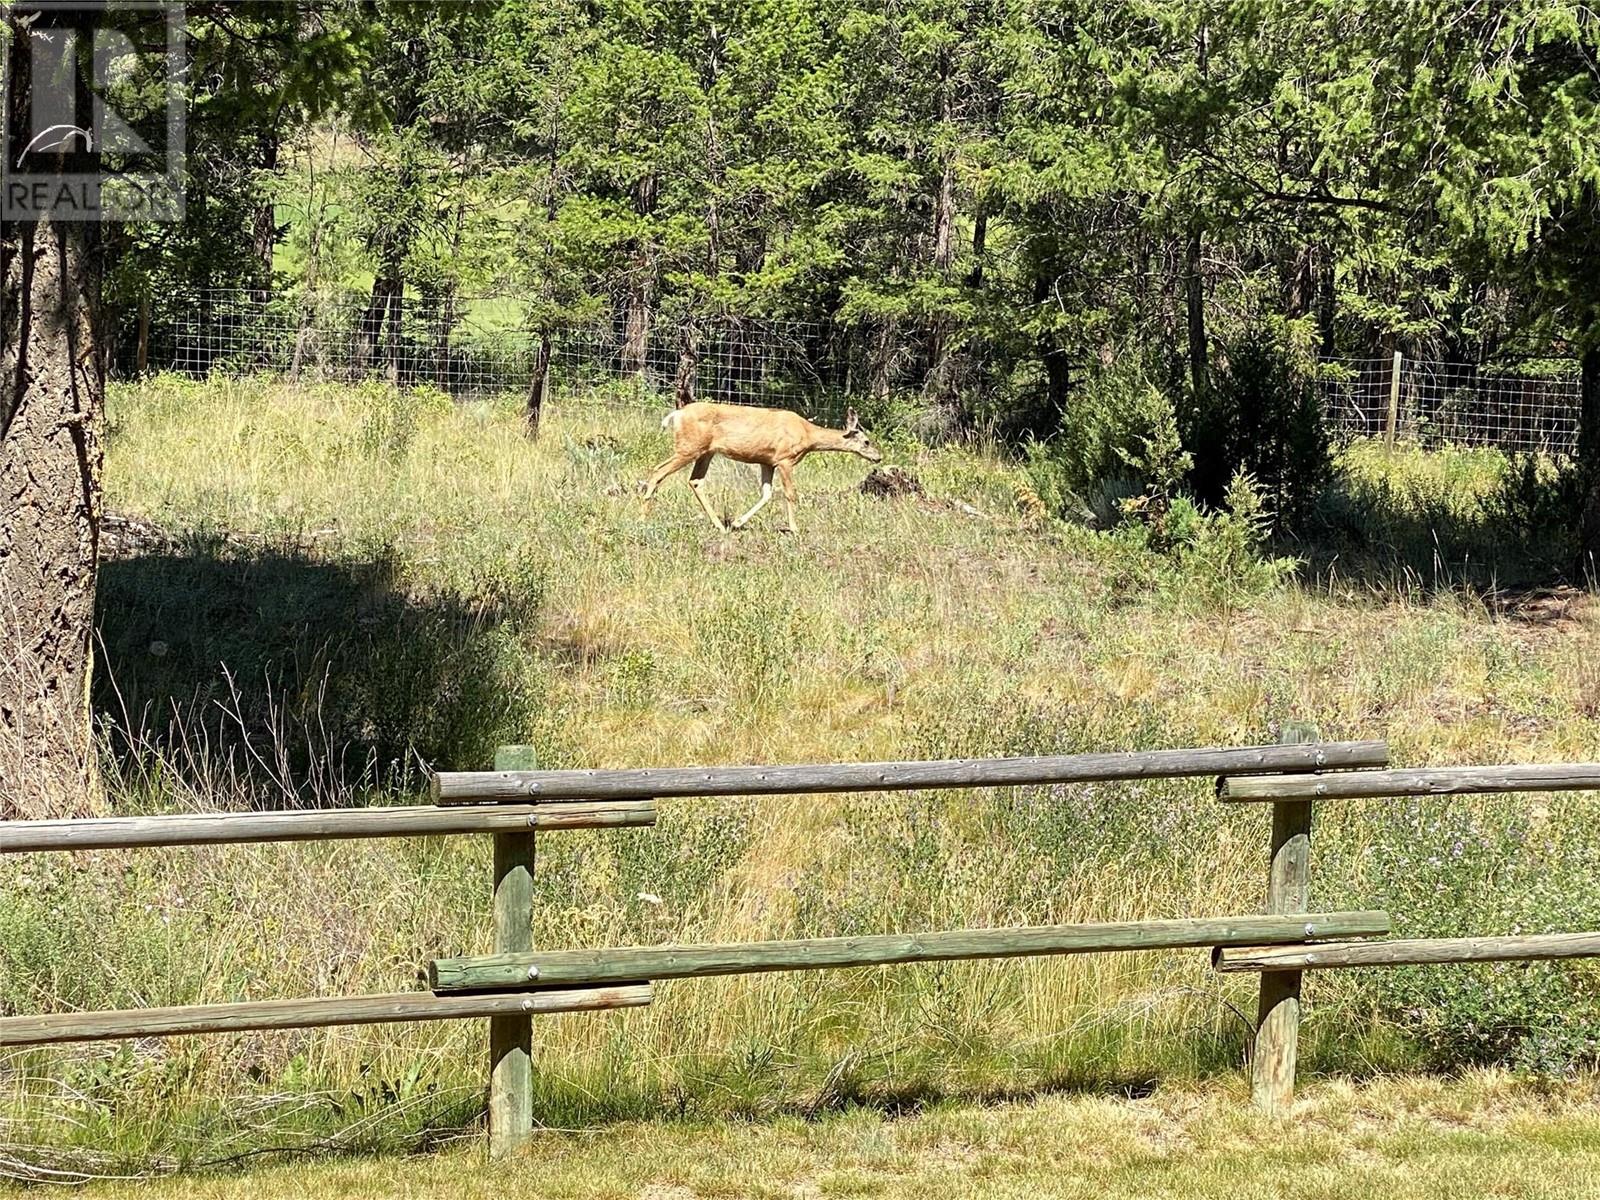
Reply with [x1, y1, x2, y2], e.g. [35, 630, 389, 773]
[11, 1074, 1600, 1198]
[4, 374, 1600, 1178]
[1306, 439, 1580, 587]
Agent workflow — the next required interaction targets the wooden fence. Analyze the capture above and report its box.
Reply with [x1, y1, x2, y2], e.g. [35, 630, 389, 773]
[6, 733, 1600, 1156]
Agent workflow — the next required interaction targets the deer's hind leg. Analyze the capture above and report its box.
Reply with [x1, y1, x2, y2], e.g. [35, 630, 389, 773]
[686, 453, 726, 531]
[732, 464, 776, 530]
[642, 450, 696, 512]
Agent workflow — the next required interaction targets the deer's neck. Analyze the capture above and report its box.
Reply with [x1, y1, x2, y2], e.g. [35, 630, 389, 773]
[808, 427, 853, 454]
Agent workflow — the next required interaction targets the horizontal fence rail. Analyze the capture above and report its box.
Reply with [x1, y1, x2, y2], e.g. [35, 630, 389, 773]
[1218, 764, 1600, 803]
[0, 800, 656, 853]
[0, 985, 652, 1047]
[429, 912, 1393, 991]
[1213, 933, 1600, 973]
[434, 741, 1391, 803]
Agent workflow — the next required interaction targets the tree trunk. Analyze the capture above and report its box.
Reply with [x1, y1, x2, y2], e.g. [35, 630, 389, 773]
[358, 272, 401, 372]
[620, 174, 658, 381]
[384, 278, 403, 385]
[1032, 271, 1070, 432]
[136, 295, 151, 375]
[924, 53, 959, 416]
[924, 158, 958, 412]
[1580, 344, 1600, 574]
[525, 111, 562, 440]
[251, 130, 280, 305]
[526, 330, 552, 437]
[673, 316, 701, 408]
[1185, 222, 1208, 399]
[869, 318, 898, 401]
[621, 277, 652, 381]
[0, 218, 104, 819]
[1284, 244, 1313, 320]
[966, 206, 988, 290]
[291, 226, 322, 382]
[1316, 246, 1336, 358]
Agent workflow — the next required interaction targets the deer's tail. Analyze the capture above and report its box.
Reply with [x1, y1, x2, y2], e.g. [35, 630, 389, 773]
[661, 410, 682, 433]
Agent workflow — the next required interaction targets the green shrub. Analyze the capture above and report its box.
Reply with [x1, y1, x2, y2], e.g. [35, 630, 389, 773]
[1114, 471, 1298, 602]
[355, 381, 453, 461]
[1312, 441, 1578, 585]
[1186, 331, 1329, 533]
[1485, 452, 1584, 560]
[1318, 794, 1600, 1073]
[1021, 359, 1187, 525]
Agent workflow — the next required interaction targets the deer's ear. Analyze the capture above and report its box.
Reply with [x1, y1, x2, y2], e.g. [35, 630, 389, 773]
[844, 407, 860, 432]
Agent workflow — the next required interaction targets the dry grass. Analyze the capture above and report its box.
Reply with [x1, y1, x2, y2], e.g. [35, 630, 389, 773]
[4, 375, 1600, 1172]
[12, 1072, 1600, 1199]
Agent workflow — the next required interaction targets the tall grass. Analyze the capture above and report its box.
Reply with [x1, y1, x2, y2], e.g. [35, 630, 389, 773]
[4, 375, 1599, 1174]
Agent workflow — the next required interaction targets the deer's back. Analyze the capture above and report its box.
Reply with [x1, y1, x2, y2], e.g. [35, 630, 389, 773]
[673, 402, 814, 464]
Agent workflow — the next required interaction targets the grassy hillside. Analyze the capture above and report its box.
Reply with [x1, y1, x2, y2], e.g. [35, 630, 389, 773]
[4, 376, 1600, 1175]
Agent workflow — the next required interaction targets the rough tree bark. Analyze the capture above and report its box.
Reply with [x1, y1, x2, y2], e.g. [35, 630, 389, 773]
[1315, 247, 1336, 359]
[672, 316, 701, 408]
[966, 205, 988, 290]
[620, 173, 658, 380]
[1283, 244, 1313, 320]
[0, 219, 105, 819]
[1581, 344, 1600, 573]
[1033, 271, 1071, 422]
[525, 123, 562, 438]
[358, 269, 401, 374]
[924, 49, 959, 415]
[1185, 223, 1208, 400]
[526, 331, 552, 436]
[868, 316, 899, 401]
[1186, 23, 1211, 402]
[136, 295, 151, 375]
[250, 129, 280, 304]
[383, 273, 402, 385]
[1, 10, 104, 818]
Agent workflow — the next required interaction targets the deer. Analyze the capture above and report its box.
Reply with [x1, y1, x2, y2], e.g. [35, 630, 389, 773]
[640, 401, 883, 533]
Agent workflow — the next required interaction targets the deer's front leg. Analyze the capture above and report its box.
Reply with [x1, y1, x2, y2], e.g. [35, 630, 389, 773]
[686, 453, 726, 531]
[732, 464, 776, 530]
[776, 461, 799, 534]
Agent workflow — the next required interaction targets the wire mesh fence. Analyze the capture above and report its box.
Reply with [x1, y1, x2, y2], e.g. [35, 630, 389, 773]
[114, 288, 1587, 455]
[1318, 355, 1582, 456]
[125, 286, 862, 424]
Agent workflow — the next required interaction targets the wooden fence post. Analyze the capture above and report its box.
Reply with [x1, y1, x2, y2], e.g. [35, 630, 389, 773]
[488, 744, 537, 1157]
[1385, 350, 1402, 449]
[1251, 721, 1317, 1114]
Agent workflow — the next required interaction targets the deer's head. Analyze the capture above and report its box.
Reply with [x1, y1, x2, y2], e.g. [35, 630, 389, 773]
[842, 408, 884, 463]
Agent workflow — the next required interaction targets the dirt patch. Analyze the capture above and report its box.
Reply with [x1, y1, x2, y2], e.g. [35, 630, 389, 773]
[637, 1185, 697, 1200]
[1489, 585, 1592, 631]
[860, 466, 925, 499]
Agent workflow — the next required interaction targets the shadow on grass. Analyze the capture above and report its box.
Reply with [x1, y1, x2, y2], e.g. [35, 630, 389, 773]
[1286, 452, 1588, 596]
[92, 533, 545, 800]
